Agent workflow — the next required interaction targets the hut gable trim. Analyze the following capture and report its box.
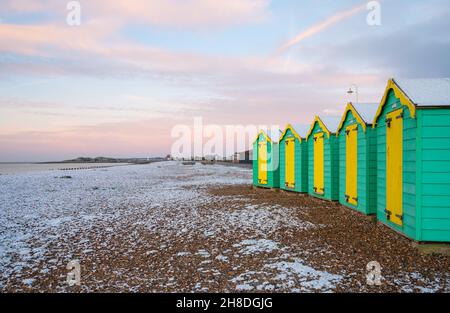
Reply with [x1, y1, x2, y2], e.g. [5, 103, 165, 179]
[279, 124, 302, 143]
[336, 103, 367, 135]
[279, 124, 309, 142]
[336, 102, 378, 135]
[306, 116, 336, 140]
[374, 78, 450, 126]
[253, 129, 281, 144]
[253, 130, 271, 144]
[373, 78, 417, 126]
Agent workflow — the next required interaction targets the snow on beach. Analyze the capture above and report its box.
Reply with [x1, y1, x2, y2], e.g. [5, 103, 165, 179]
[1, 161, 449, 292]
[0, 161, 321, 292]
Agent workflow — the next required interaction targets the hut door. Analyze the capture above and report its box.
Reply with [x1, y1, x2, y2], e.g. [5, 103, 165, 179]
[386, 109, 403, 226]
[313, 133, 324, 194]
[285, 138, 295, 188]
[258, 141, 268, 184]
[345, 125, 358, 205]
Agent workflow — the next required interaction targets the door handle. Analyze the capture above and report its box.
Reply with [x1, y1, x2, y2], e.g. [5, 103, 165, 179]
[386, 117, 392, 128]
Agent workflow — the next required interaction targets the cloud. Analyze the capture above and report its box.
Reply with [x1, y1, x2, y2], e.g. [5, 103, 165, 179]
[0, 0, 384, 139]
[0, 117, 179, 161]
[0, 0, 272, 73]
[0, 20, 248, 77]
[0, 19, 124, 56]
[275, 3, 367, 55]
[0, 1, 385, 83]
[313, 12, 450, 78]
[0, 0, 60, 14]
[1, 0, 270, 29]
[92, 0, 270, 29]
[7, 0, 443, 162]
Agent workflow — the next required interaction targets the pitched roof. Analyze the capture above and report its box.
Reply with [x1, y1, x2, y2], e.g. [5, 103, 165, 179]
[395, 78, 450, 107]
[319, 116, 342, 133]
[336, 102, 379, 134]
[351, 103, 379, 124]
[291, 124, 310, 138]
[279, 123, 310, 142]
[266, 128, 282, 142]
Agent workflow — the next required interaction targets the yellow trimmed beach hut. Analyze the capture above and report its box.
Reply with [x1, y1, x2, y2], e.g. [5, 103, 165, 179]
[306, 116, 341, 201]
[336, 103, 378, 215]
[279, 124, 310, 193]
[253, 129, 280, 188]
[373, 78, 450, 242]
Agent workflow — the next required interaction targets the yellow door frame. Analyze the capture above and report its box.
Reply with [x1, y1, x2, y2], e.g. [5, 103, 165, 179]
[313, 132, 324, 194]
[345, 124, 358, 205]
[386, 109, 403, 226]
[258, 141, 268, 184]
[285, 138, 295, 188]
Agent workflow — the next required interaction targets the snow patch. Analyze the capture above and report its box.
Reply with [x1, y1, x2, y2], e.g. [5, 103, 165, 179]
[176, 252, 191, 257]
[233, 239, 279, 255]
[265, 259, 343, 292]
[196, 250, 210, 258]
[215, 255, 229, 263]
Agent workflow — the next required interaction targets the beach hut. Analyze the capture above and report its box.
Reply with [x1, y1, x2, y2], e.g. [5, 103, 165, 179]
[373, 78, 450, 242]
[279, 124, 310, 193]
[253, 129, 280, 188]
[306, 116, 341, 200]
[336, 103, 378, 215]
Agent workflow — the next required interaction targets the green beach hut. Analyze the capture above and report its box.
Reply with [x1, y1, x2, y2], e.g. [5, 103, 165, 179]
[373, 78, 450, 242]
[336, 102, 378, 215]
[306, 116, 341, 201]
[279, 124, 309, 193]
[253, 129, 280, 188]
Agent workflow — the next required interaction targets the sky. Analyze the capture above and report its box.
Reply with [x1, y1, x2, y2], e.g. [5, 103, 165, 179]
[1, 0, 450, 161]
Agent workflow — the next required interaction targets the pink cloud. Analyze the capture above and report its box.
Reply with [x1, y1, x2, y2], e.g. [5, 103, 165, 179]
[0, 0, 392, 162]
[1, 0, 270, 29]
[87, 0, 270, 29]
[0, 20, 246, 75]
[276, 3, 367, 55]
[0, 117, 176, 161]
[0, 0, 60, 13]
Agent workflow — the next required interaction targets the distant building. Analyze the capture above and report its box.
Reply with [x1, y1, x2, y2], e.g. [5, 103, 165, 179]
[233, 150, 253, 163]
[204, 155, 218, 161]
